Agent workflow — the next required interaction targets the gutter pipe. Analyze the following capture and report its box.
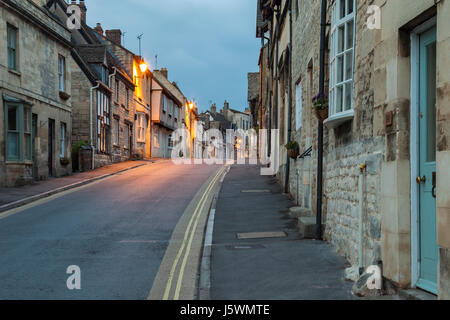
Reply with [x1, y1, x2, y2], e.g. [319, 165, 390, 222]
[90, 81, 100, 170]
[316, 0, 328, 240]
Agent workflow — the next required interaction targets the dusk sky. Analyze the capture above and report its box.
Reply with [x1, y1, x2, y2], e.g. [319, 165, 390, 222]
[84, 0, 261, 113]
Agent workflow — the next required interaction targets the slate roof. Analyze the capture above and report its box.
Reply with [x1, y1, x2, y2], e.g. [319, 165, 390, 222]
[153, 71, 186, 107]
[76, 45, 107, 64]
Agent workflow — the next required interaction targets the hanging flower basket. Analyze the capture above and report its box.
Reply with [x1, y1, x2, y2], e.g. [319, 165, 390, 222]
[285, 141, 300, 160]
[312, 93, 329, 123]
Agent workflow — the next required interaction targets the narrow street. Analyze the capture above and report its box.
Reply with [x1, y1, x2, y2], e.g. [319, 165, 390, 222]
[0, 161, 221, 300]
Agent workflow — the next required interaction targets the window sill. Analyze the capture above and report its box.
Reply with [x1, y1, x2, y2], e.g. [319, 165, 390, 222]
[8, 69, 21, 77]
[324, 109, 354, 129]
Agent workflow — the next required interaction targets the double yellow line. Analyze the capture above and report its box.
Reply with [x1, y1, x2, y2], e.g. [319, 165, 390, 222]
[163, 166, 226, 300]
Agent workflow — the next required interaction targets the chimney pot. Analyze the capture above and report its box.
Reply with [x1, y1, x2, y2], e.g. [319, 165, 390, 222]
[160, 68, 168, 79]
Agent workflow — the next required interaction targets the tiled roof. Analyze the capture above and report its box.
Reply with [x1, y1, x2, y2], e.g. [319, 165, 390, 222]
[76, 45, 106, 64]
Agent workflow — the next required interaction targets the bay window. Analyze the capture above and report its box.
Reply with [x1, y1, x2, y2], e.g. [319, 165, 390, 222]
[329, 0, 356, 117]
[5, 103, 32, 161]
[136, 113, 146, 142]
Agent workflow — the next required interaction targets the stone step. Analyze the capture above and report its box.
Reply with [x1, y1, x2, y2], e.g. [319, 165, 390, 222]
[288, 206, 313, 218]
[398, 289, 437, 300]
[297, 217, 323, 239]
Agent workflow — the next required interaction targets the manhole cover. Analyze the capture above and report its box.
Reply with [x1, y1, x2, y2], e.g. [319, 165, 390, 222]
[236, 231, 288, 240]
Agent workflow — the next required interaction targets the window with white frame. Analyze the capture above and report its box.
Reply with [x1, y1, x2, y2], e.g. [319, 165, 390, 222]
[136, 113, 146, 142]
[124, 123, 130, 149]
[60, 123, 66, 158]
[113, 118, 119, 146]
[97, 91, 110, 153]
[329, 0, 355, 116]
[58, 56, 66, 92]
[5, 103, 31, 161]
[295, 83, 303, 130]
[162, 95, 167, 113]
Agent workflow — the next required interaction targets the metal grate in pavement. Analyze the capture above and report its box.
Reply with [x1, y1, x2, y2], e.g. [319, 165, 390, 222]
[241, 189, 271, 193]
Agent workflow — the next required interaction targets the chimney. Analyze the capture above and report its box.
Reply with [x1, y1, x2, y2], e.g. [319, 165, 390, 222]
[105, 29, 122, 45]
[93, 23, 103, 35]
[211, 103, 217, 114]
[160, 68, 168, 79]
[71, 0, 87, 23]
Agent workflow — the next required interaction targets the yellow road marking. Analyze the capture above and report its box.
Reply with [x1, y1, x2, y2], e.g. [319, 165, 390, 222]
[173, 172, 214, 299]
[162, 166, 225, 300]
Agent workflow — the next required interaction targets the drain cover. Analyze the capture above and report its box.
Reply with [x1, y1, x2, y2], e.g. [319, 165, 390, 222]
[241, 189, 271, 193]
[236, 231, 287, 240]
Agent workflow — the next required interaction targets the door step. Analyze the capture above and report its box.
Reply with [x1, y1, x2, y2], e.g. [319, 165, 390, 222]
[398, 289, 437, 300]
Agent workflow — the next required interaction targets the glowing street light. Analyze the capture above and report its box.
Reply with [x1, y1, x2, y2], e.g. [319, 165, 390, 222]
[139, 62, 148, 73]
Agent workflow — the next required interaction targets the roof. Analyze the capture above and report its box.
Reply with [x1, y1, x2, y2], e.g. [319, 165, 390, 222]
[248, 72, 260, 101]
[76, 45, 107, 64]
[153, 71, 186, 107]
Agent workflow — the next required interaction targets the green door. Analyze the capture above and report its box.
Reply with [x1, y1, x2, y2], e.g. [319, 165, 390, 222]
[417, 26, 438, 294]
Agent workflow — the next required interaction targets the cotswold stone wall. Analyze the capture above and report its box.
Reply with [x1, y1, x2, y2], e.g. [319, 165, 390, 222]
[288, 0, 383, 267]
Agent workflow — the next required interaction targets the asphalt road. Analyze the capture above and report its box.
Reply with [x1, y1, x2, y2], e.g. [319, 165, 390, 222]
[0, 161, 220, 300]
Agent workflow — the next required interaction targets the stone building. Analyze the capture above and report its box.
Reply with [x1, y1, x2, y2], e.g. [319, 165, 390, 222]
[48, 0, 147, 169]
[256, 0, 450, 298]
[151, 68, 187, 158]
[0, 0, 73, 187]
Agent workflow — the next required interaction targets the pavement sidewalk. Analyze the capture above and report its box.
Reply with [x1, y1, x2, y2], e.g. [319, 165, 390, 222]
[0, 159, 161, 212]
[209, 164, 355, 300]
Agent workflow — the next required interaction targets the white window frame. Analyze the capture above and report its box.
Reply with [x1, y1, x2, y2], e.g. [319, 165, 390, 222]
[295, 82, 303, 130]
[329, 0, 356, 118]
[136, 113, 146, 143]
[60, 122, 66, 158]
[7, 24, 18, 71]
[58, 55, 66, 92]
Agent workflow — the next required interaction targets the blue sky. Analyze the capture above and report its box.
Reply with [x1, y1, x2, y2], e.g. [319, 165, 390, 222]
[85, 0, 261, 112]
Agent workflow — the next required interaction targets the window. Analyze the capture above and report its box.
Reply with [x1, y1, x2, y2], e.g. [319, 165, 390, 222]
[124, 124, 130, 149]
[175, 106, 179, 121]
[58, 56, 66, 92]
[5, 103, 31, 161]
[168, 99, 173, 117]
[295, 83, 303, 130]
[136, 113, 146, 142]
[60, 122, 66, 158]
[113, 118, 120, 146]
[101, 66, 107, 83]
[125, 89, 129, 109]
[7, 24, 18, 70]
[329, 0, 355, 116]
[162, 95, 167, 113]
[168, 134, 174, 149]
[97, 91, 110, 153]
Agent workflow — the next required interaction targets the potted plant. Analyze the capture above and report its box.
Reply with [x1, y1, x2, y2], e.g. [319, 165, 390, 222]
[312, 93, 329, 122]
[60, 157, 70, 167]
[285, 141, 300, 159]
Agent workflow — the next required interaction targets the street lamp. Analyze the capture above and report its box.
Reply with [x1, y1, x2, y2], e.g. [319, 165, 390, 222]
[139, 62, 148, 73]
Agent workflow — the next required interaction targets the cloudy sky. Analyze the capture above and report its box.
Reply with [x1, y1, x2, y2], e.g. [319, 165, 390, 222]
[85, 0, 261, 112]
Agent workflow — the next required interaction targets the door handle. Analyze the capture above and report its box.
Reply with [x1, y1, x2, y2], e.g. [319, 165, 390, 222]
[432, 186, 436, 198]
[416, 176, 426, 184]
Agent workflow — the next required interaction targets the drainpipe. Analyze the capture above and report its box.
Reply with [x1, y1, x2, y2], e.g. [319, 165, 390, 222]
[285, 0, 294, 193]
[359, 163, 367, 274]
[90, 81, 100, 170]
[108, 67, 117, 87]
[274, 7, 280, 168]
[316, 0, 328, 240]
